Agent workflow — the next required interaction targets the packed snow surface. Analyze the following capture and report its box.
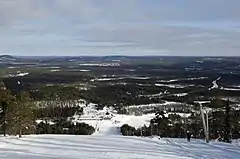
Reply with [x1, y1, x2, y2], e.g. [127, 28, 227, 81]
[0, 135, 239, 159]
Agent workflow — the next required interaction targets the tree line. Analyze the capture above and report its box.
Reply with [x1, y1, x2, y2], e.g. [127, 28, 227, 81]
[121, 107, 239, 143]
[0, 82, 94, 137]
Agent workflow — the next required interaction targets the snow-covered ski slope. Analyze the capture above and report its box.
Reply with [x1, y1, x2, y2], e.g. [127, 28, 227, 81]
[72, 105, 156, 135]
[0, 135, 239, 159]
[1, 105, 239, 159]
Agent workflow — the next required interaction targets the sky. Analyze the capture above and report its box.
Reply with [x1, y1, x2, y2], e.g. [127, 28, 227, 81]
[0, 0, 240, 56]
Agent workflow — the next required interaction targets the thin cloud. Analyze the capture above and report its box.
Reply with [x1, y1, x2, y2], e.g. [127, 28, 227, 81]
[0, 0, 239, 56]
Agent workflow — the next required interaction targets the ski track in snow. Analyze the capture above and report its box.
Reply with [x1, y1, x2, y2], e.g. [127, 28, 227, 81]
[0, 135, 239, 159]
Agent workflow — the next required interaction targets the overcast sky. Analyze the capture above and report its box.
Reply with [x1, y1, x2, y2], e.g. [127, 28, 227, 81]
[0, 0, 240, 56]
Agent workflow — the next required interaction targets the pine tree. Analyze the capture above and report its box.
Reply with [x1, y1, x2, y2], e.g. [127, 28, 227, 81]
[9, 91, 36, 137]
[0, 82, 14, 136]
[223, 100, 231, 143]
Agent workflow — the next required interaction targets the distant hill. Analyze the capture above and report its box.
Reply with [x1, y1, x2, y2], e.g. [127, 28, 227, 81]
[0, 55, 15, 59]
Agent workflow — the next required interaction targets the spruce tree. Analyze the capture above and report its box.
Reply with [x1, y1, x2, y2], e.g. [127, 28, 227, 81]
[223, 100, 231, 143]
[0, 82, 14, 136]
[9, 91, 36, 137]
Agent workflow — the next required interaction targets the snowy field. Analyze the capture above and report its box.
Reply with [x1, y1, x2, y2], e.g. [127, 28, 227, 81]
[0, 135, 239, 159]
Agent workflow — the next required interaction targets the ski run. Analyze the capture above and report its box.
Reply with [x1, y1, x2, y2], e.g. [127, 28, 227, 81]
[0, 135, 239, 159]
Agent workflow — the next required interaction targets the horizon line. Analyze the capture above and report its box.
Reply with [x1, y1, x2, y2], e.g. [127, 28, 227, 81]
[1, 54, 240, 58]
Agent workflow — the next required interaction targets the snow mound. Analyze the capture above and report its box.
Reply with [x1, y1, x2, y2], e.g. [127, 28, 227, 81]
[0, 135, 239, 159]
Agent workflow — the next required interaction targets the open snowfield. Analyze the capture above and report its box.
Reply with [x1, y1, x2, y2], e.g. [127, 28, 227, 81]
[73, 113, 156, 135]
[0, 135, 239, 159]
[71, 105, 156, 134]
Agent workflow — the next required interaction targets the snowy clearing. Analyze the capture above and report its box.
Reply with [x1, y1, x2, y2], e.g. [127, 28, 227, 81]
[155, 83, 194, 88]
[71, 105, 156, 134]
[16, 72, 29, 77]
[138, 92, 166, 97]
[49, 69, 59, 72]
[165, 113, 192, 118]
[128, 102, 185, 109]
[73, 114, 155, 134]
[220, 87, 240, 91]
[128, 76, 151, 80]
[0, 135, 239, 159]
[79, 69, 91, 72]
[233, 85, 240, 88]
[173, 93, 188, 97]
[114, 114, 156, 129]
[79, 63, 120, 67]
[7, 72, 29, 77]
[158, 77, 208, 83]
[91, 77, 124, 82]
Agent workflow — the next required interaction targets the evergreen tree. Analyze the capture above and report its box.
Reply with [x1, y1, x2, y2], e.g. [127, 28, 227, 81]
[0, 82, 14, 136]
[8, 91, 36, 137]
[223, 100, 231, 143]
